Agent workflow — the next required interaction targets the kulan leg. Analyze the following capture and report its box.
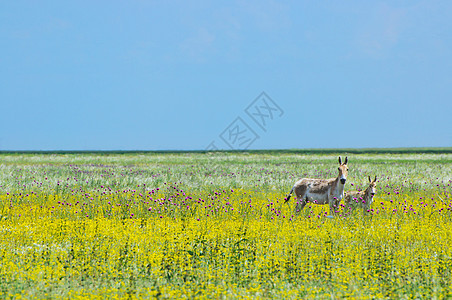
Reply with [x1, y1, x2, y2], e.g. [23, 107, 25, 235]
[295, 194, 308, 214]
[329, 196, 340, 215]
[343, 200, 354, 215]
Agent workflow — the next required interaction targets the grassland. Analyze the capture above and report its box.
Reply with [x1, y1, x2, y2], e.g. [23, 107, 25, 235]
[1, 150, 452, 299]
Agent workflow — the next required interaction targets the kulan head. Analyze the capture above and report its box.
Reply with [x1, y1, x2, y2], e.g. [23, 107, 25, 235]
[338, 156, 348, 184]
[368, 175, 377, 196]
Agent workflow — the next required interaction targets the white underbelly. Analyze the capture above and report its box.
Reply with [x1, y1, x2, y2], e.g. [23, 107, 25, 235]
[305, 192, 329, 204]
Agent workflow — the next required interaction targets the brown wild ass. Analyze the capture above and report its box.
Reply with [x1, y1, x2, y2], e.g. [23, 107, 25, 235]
[344, 176, 377, 213]
[285, 157, 348, 215]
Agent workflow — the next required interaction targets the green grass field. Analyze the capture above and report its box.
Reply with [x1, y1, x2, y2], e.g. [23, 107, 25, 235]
[1, 149, 452, 299]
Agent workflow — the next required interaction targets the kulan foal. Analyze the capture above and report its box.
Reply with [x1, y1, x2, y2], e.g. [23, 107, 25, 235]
[344, 176, 377, 214]
[285, 156, 349, 215]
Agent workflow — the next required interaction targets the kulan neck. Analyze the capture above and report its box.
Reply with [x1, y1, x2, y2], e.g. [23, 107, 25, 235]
[335, 177, 345, 190]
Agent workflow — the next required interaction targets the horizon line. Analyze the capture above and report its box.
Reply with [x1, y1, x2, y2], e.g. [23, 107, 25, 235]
[1, 147, 452, 154]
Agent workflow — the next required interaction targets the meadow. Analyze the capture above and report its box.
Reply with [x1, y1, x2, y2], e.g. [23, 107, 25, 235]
[1, 150, 452, 299]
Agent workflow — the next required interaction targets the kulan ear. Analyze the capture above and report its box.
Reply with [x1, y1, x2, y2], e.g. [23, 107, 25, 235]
[338, 156, 342, 165]
[344, 157, 348, 165]
[368, 176, 371, 183]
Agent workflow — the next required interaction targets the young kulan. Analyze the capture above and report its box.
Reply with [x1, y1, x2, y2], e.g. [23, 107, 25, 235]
[344, 175, 377, 213]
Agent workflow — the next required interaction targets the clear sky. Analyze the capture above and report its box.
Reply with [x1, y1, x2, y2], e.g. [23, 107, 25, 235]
[1, 1, 451, 150]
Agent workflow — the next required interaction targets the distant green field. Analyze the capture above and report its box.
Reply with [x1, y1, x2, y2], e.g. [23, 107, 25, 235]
[1, 150, 451, 299]
[2, 147, 452, 155]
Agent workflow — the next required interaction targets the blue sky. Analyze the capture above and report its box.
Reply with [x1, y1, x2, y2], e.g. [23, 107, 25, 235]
[1, 1, 451, 150]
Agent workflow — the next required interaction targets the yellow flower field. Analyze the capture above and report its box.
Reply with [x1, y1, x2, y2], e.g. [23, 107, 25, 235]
[1, 151, 451, 299]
